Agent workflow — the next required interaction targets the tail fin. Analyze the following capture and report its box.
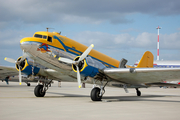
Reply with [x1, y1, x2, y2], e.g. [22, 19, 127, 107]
[137, 51, 154, 68]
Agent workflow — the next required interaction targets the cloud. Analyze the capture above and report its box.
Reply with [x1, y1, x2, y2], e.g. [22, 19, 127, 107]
[120, 28, 140, 33]
[161, 32, 180, 49]
[1, 0, 180, 28]
[73, 31, 180, 50]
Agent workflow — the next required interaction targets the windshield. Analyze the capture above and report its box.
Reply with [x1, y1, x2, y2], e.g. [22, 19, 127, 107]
[34, 34, 47, 39]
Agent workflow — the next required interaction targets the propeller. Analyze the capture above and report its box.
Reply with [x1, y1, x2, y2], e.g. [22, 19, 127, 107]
[58, 57, 75, 64]
[78, 44, 94, 62]
[4, 53, 27, 85]
[19, 65, 22, 85]
[58, 44, 94, 88]
[19, 53, 27, 63]
[4, 57, 17, 63]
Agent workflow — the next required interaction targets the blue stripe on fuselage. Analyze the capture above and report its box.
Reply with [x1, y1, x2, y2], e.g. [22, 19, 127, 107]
[53, 35, 116, 68]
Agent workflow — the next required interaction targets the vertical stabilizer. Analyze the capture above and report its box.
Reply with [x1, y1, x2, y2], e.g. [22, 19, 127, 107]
[137, 51, 154, 68]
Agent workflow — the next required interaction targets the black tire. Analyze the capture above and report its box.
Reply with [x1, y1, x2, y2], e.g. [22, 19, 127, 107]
[34, 85, 46, 97]
[27, 83, 31, 86]
[137, 90, 141, 96]
[90, 87, 102, 101]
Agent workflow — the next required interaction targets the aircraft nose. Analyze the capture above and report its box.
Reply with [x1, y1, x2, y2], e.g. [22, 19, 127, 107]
[20, 37, 41, 55]
[20, 37, 36, 52]
[20, 42, 30, 52]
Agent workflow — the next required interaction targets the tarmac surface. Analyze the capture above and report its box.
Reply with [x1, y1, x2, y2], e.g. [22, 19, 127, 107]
[0, 81, 180, 120]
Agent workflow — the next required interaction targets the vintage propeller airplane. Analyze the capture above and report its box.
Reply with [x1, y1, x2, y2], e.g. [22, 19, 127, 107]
[3, 29, 180, 101]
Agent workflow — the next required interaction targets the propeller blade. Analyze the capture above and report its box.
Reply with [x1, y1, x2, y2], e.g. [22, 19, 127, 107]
[18, 65, 22, 85]
[78, 44, 94, 62]
[4, 57, 16, 63]
[58, 57, 75, 64]
[19, 53, 27, 63]
[76, 66, 81, 88]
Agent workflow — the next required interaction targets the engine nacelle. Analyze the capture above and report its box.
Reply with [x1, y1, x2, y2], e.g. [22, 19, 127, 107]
[72, 56, 106, 78]
[15, 57, 40, 76]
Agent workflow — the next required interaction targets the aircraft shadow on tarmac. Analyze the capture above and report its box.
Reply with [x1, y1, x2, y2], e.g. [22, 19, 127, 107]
[46, 92, 90, 98]
[46, 92, 180, 103]
[102, 95, 180, 103]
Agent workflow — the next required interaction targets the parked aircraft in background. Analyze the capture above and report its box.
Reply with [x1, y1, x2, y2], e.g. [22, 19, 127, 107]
[1, 29, 180, 101]
[134, 60, 180, 68]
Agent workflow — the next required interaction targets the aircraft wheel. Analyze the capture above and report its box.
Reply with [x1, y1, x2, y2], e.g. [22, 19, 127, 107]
[91, 87, 102, 101]
[27, 83, 31, 86]
[34, 85, 46, 97]
[136, 88, 141, 96]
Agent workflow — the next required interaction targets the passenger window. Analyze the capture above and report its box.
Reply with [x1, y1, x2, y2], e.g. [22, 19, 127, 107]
[47, 36, 52, 42]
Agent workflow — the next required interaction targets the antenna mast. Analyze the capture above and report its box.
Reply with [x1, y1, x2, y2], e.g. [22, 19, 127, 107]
[46, 27, 54, 32]
[156, 26, 161, 61]
[46, 28, 49, 32]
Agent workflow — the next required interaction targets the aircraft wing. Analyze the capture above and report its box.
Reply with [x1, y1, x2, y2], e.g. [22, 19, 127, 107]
[103, 68, 180, 86]
[0, 66, 19, 79]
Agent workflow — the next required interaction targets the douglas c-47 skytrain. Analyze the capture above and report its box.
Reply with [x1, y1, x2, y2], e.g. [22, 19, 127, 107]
[2, 29, 180, 101]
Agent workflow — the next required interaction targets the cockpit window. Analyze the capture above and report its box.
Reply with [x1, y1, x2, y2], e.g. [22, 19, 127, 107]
[34, 34, 52, 42]
[43, 36, 47, 39]
[34, 34, 47, 39]
[34, 34, 42, 38]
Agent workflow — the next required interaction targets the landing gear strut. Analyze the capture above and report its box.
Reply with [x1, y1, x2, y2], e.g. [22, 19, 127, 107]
[136, 88, 141, 96]
[90, 80, 108, 101]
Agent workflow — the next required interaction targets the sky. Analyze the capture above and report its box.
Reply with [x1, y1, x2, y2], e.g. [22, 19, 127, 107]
[0, 0, 180, 67]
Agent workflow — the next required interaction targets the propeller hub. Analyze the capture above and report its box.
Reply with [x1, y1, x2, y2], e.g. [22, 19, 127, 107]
[72, 56, 84, 72]
[15, 57, 26, 71]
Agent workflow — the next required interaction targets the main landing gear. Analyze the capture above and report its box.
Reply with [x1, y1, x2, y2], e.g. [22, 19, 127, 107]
[90, 80, 108, 101]
[90, 84, 142, 101]
[34, 80, 52, 97]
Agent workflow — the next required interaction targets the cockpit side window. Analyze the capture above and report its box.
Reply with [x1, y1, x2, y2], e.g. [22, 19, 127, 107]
[47, 36, 52, 42]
